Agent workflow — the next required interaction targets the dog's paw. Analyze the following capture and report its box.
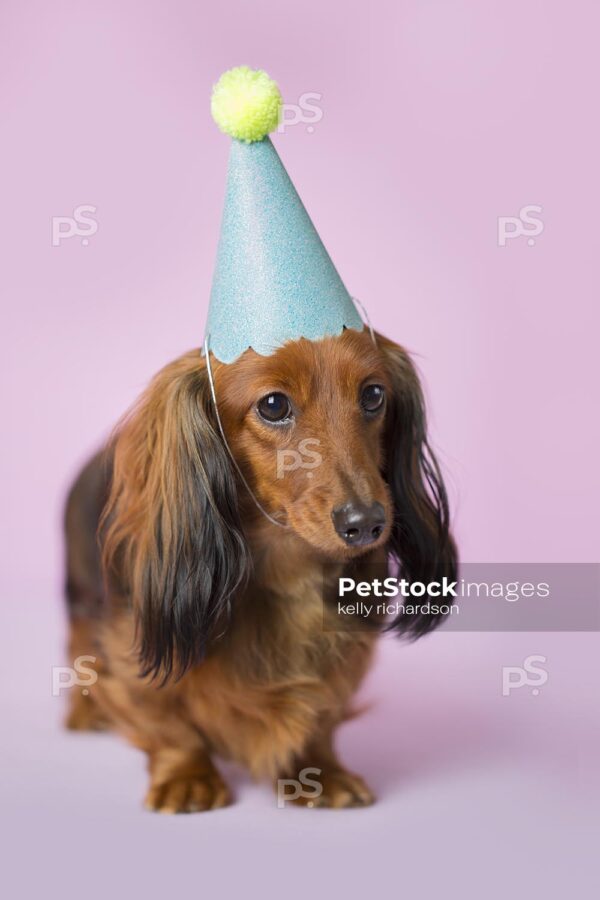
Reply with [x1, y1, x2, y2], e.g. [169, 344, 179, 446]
[287, 769, 375, 809]
[145, 771, 232, 814]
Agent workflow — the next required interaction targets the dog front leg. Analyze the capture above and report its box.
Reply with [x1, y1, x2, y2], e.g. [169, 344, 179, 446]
[92, 669, 231, 814]
[145, 745, 232, 814]
[276, 725, 374, 809]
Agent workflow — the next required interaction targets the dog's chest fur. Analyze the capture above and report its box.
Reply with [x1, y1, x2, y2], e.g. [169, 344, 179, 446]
[182, 566, 376, 777]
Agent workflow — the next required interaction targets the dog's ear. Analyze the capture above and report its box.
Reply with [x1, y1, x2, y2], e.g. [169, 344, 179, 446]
[379, 336, 457, 637]
[102, 351, 249, 682]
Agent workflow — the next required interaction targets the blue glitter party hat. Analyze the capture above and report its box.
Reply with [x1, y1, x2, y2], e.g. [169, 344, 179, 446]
[206, 66, 364, 364]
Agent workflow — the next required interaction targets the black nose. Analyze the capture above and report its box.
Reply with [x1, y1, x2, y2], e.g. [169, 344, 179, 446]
[331, 501, 386, 547]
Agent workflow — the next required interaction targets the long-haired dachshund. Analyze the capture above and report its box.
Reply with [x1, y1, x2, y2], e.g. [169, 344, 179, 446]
[64, 328, 456, 811]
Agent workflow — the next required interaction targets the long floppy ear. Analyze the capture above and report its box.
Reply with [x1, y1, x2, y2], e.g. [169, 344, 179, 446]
[380, 335, 458, 637]
[101, 350, 249, 682]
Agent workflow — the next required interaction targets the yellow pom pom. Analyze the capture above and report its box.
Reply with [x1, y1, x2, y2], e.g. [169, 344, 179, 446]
[211, 66, 282, 143]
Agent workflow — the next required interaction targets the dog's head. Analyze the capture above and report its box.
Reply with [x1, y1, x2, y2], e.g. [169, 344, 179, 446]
[216, 330, 391, 557]
[103, 329, 456, 679]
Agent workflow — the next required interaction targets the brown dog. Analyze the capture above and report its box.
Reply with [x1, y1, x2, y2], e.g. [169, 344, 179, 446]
[64, 328, 456, 811]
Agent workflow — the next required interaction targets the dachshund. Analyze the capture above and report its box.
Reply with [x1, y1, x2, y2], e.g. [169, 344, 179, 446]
[64, 327, 456, 811]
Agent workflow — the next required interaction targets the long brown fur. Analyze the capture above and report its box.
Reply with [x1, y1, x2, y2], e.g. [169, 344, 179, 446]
[64, 329, 456, 811]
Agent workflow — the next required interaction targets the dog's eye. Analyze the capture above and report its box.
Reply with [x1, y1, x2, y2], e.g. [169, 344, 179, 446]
[361, 384, 385, 414]
[257, 393, 292, 424]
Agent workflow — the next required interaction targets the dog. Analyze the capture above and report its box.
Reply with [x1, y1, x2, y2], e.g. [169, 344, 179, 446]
[64, 327, 456, 811]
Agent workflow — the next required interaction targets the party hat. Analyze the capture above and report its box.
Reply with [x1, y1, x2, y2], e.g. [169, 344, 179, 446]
[205, 66, 364, 364]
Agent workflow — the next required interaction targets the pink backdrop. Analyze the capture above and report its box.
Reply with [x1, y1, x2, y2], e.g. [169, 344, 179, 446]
[1, 1, 598, 897]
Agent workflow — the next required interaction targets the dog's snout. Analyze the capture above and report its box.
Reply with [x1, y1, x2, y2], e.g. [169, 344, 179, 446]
[331, 501, 386, 547]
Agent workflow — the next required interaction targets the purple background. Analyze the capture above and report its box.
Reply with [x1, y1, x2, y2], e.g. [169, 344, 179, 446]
[1, 0, 598, 896]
